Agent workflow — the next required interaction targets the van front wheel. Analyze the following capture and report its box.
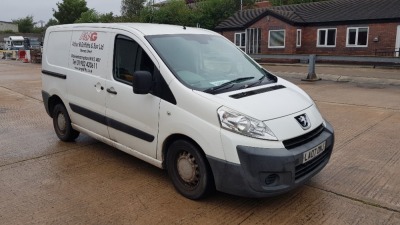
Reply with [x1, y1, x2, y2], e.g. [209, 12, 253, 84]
[167, 140, 214, 200]
[52, 104, 79, 142]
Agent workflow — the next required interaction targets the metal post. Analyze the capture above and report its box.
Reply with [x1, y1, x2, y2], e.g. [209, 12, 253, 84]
[302, 54, 321, 81]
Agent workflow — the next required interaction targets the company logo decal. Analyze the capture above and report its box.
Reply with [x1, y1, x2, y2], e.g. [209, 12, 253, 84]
[79, 32, 98, 41]
[295, 114, 311, 130]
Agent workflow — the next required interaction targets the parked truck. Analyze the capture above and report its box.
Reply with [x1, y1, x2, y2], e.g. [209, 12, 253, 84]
[4, 36, 25, 50]
[24, 37, 41, 50]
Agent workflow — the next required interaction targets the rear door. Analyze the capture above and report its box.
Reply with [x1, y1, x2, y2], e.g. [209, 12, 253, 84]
[66, 29, 112, 138]
[105, 32, 160, 158]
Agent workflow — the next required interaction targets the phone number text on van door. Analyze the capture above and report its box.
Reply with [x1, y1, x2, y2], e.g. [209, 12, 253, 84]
[71, 54, 101, 73]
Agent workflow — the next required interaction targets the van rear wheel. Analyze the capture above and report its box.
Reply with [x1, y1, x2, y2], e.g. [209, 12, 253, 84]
[52, 104, 79, 142]
[166, 140, 214, 200]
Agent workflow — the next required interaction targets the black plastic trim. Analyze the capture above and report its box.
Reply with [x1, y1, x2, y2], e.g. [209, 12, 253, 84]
[41, 90, 51, 116]
[69, 103, 154, 142]
[283, 124, 325, 149]
[152, 69, 177, 105]
[42, 70, 67, 79]
[69, 103, 107, 125]
[107, 118, 155, 142]
[229, 85, 285, 99]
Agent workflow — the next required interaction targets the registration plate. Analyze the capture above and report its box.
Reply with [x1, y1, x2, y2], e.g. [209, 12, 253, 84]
[303, 141, 326, 163]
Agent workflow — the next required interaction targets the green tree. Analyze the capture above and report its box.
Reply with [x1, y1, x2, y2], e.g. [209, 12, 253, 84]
[196, 0, 255, 29]
[121, 0, 146, 21]
[99, 12, 115, 23]
[53, 0, 89, 24]
[12, 16, 35, 33]
[140, 0, 198, 26]
[140, 0, 254, 29]
[271, 0, 326, 6]
[46, 18, 60, 27]
[75, 9, 115, 23]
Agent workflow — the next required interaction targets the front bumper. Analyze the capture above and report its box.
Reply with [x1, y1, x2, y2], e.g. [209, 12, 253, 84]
[207, 121, 334, 198]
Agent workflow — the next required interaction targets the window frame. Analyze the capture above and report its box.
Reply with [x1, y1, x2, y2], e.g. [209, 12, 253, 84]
[296, 29, 302, 47]
[234, 32, 246, 50]
[316, 28, 337, 47]
[246, 28, 261, 54]
[113, 34, 155, 86]
[268, 29, 286, 49]
[346, 27, 369, 47]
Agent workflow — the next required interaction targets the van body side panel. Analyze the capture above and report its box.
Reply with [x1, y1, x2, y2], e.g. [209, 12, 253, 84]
[157, 80, 225, 161]
[66, 29, 112, 138]
[41, 30, 72, 109]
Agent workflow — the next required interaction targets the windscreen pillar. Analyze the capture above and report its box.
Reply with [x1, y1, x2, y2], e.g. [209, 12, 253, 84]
[302, 54, 321, 81]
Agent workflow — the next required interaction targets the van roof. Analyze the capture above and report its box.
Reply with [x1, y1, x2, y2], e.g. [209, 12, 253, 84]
[48, 23, 217, 36]
[9, 36, 24, 39]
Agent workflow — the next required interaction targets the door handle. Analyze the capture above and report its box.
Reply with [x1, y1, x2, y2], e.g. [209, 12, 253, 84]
[106, 88, 117, 95]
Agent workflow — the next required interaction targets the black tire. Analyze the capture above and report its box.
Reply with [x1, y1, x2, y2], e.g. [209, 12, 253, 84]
[166, 140, 215, 200]
[52, 104, 79, 142]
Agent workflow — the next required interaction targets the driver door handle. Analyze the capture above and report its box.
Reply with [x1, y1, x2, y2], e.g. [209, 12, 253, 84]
[106, 88, 117, 95]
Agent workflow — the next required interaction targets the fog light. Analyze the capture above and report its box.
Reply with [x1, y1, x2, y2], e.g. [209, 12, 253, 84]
[265, 174, 279, 185]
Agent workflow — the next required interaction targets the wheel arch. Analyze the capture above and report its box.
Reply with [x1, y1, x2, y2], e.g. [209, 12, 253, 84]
[162, 134, 208, 170]
[47, 95, 65, 118]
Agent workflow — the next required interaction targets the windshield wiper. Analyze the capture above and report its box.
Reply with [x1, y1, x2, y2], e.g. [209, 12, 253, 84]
[204, 77, 254, 93]
[245, 74, 267, 89]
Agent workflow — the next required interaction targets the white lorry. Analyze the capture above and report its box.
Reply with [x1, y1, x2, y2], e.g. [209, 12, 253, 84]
[4, 36, 25, 50]
[41, 23, 334, 199]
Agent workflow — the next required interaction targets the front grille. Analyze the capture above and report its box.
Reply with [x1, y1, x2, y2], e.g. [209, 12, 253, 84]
[295, 148, 331, 180]
[283, 124, 325, 149]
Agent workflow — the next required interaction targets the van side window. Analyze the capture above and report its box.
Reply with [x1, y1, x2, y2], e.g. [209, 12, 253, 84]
[113, 35, 154, 84]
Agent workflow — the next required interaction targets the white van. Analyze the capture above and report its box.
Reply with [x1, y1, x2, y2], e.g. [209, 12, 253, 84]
[41, 23, 334, 199]
[4, 36, 25, 50]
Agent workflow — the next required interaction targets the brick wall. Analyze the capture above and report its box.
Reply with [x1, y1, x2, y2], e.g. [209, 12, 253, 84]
[298, 22, 399, 56]
[248, 15, 297, 54]
[219, 31, 237, 43]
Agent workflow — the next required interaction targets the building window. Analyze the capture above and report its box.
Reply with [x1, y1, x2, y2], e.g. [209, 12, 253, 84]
[246, 28, 261, 54]
[234, 32, 246, 51]
[269, 29, 285, 48]
[317, 28, 336, 47]
[296, 29, 302, 47]
[346, 27, 369, 47]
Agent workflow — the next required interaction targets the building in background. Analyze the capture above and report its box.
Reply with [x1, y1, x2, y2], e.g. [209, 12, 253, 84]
[216, 0, 400, 57]
[0, 21, 18, 32]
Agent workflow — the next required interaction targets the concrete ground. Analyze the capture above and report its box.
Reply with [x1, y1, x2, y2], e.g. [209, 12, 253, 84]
[0, 60, 399, 225]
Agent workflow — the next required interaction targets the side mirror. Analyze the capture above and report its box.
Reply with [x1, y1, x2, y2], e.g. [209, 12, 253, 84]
[133, 71, 152, 94]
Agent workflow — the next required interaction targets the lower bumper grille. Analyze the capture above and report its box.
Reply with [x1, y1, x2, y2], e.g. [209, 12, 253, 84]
[295, 148, 331, 180]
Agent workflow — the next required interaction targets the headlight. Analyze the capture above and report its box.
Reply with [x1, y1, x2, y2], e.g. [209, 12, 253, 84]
[217, 106, 277, 140]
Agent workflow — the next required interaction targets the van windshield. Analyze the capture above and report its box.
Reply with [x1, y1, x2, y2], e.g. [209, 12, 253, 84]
[146, 34, 274, 93]
[30, 40, 40, 46]
[13, 41, 23, 46]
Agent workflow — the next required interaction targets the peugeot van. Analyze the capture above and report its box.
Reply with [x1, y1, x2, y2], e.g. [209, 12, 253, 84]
[41, 23, 334, 199]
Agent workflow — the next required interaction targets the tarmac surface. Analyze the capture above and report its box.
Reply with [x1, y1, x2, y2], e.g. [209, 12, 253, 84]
[0, 60, 399, 224]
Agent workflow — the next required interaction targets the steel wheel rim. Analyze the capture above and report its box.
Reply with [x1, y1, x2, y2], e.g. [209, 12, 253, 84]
[176, 151, 200, 187]
[57, 112, 66, 134]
